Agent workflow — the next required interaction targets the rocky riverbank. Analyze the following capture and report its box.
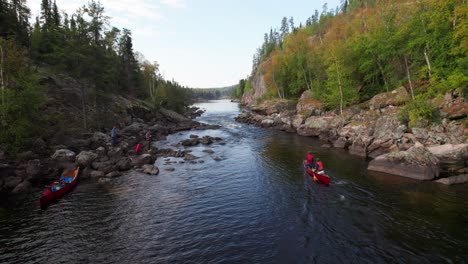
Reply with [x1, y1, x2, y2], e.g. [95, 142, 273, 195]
[236, 88, 468, 184]
[0, 104, 222, 194]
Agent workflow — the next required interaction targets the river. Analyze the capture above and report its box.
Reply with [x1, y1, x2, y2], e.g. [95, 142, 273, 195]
[1, 100, 467, 263]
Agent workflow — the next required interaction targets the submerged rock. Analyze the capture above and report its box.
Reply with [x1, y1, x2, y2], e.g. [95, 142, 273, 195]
[436, 174, 468, 185]
[142, 164, 159, 175]
[183, 153, 198, 161]
[203, 149, 214, 154]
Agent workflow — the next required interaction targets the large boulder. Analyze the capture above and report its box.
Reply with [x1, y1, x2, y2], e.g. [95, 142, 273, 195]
[160, 108, 192, 123]
[107, 147, 123, 158]
[234, 111, 253, 124]
[372, 110, 406, 140]
[296, 90, 323, 118]
[349, 136, 374, 157]
[142, 164, 159, 175]
[333, 137, 350, 149]
[181, 138, 199, 146]
[80, 167, 92, 179]
[367, 137, 396, 158]
[26, 159, 43, 179]
[439, 92, 468, 120]
[368, 144, 440, 180]
[31, 138, 49, 155]
[441, 101, 468, 120]
[3, 176, 22, 190]
[95, 146, 107, 157]
[116, 157, 132, 171]
[51, 149, 76, 162]
[297, 116, 336, 137]
[183, 153, 199, 161]
[90, 170, 105, 178]
[278, 110, 296, 129]
[89, 132, 111, 149]
[12, 180, 32, 193]
[91, 161, 115, 174]
[427, 144, 468, 175]
[368, 86, 410, 111]
[76, 151, 99, 168]
[253, 99, 296, 115]
[131, 154, 156, 167]
[261, 118, 275, 128]
[121, 122, 149, 135]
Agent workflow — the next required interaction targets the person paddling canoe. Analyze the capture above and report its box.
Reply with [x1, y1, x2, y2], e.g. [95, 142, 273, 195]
[314, 158, 325, 174]
[306, 151, 314, 168]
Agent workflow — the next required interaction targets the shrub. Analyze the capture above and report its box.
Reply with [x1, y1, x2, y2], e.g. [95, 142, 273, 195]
[399, 97, 439, 128]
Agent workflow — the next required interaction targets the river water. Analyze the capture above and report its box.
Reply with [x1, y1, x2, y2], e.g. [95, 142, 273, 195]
[1, 100, 467, 263]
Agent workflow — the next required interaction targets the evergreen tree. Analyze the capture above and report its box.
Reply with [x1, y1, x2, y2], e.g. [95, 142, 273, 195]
[85, 0, 108, 46]
[40, 0, 51, 30]
[118, 28, 140, 96]
[289, 17, 295, 32]
[52, 0, 60, 28]
[280, 17, 289, 43]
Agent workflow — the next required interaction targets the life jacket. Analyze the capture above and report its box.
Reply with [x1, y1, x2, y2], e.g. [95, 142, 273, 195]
[317, 161, 324, 171]
[135, 143, 141, 153]
[306, 153, 314, 164]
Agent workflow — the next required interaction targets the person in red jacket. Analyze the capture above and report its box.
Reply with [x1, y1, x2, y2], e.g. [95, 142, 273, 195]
[306, 151, 314, 168]
[314, 158, 325, 174]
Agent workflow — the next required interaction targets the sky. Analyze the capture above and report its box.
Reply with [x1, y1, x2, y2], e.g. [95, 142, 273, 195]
[28, 0, 341, 88]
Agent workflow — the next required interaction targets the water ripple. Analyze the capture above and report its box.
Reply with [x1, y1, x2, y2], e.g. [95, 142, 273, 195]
[1, 100, 467, 263]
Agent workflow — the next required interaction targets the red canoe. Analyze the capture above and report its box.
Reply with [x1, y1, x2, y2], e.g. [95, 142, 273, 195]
[40, 167, 80, 208]
[303, 160, 331, 186]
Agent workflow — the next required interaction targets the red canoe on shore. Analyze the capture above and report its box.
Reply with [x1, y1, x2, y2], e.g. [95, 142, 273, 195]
[303, 160, 331, 186]
[40, 167, 80, 208]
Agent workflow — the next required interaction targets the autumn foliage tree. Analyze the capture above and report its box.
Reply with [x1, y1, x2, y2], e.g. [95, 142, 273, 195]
[242, 0, 467, 114]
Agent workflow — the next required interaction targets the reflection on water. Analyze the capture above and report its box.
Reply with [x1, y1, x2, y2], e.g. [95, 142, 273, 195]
[1, 100, 467, 263]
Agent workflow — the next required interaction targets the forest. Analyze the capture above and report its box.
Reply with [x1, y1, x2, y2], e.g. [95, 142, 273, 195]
[238, 0, 466, 122]
[0, 0, 191, 152]
[189, 85, 236, 101]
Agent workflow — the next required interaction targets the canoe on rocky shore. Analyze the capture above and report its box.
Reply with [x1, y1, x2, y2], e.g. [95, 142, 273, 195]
[39, 167, 80, 209]
[303, 160, 331, 186]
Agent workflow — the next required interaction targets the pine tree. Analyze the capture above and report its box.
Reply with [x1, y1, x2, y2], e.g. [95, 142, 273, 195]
[280, 17, 289, 42]
[289, 17, 295, 32]
[52, 0, 60, 28]
[40, 0, 51, 30]
[86, 0, 108, 46]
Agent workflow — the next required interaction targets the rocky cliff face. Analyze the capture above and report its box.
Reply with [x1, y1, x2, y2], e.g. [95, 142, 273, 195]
[241, 65, 267, 107]
[236, 87, 468, 184]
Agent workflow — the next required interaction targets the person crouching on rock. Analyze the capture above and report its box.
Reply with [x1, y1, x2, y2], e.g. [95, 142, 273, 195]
[145, 131, 152, 150]
[111, 125, 117, 146]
